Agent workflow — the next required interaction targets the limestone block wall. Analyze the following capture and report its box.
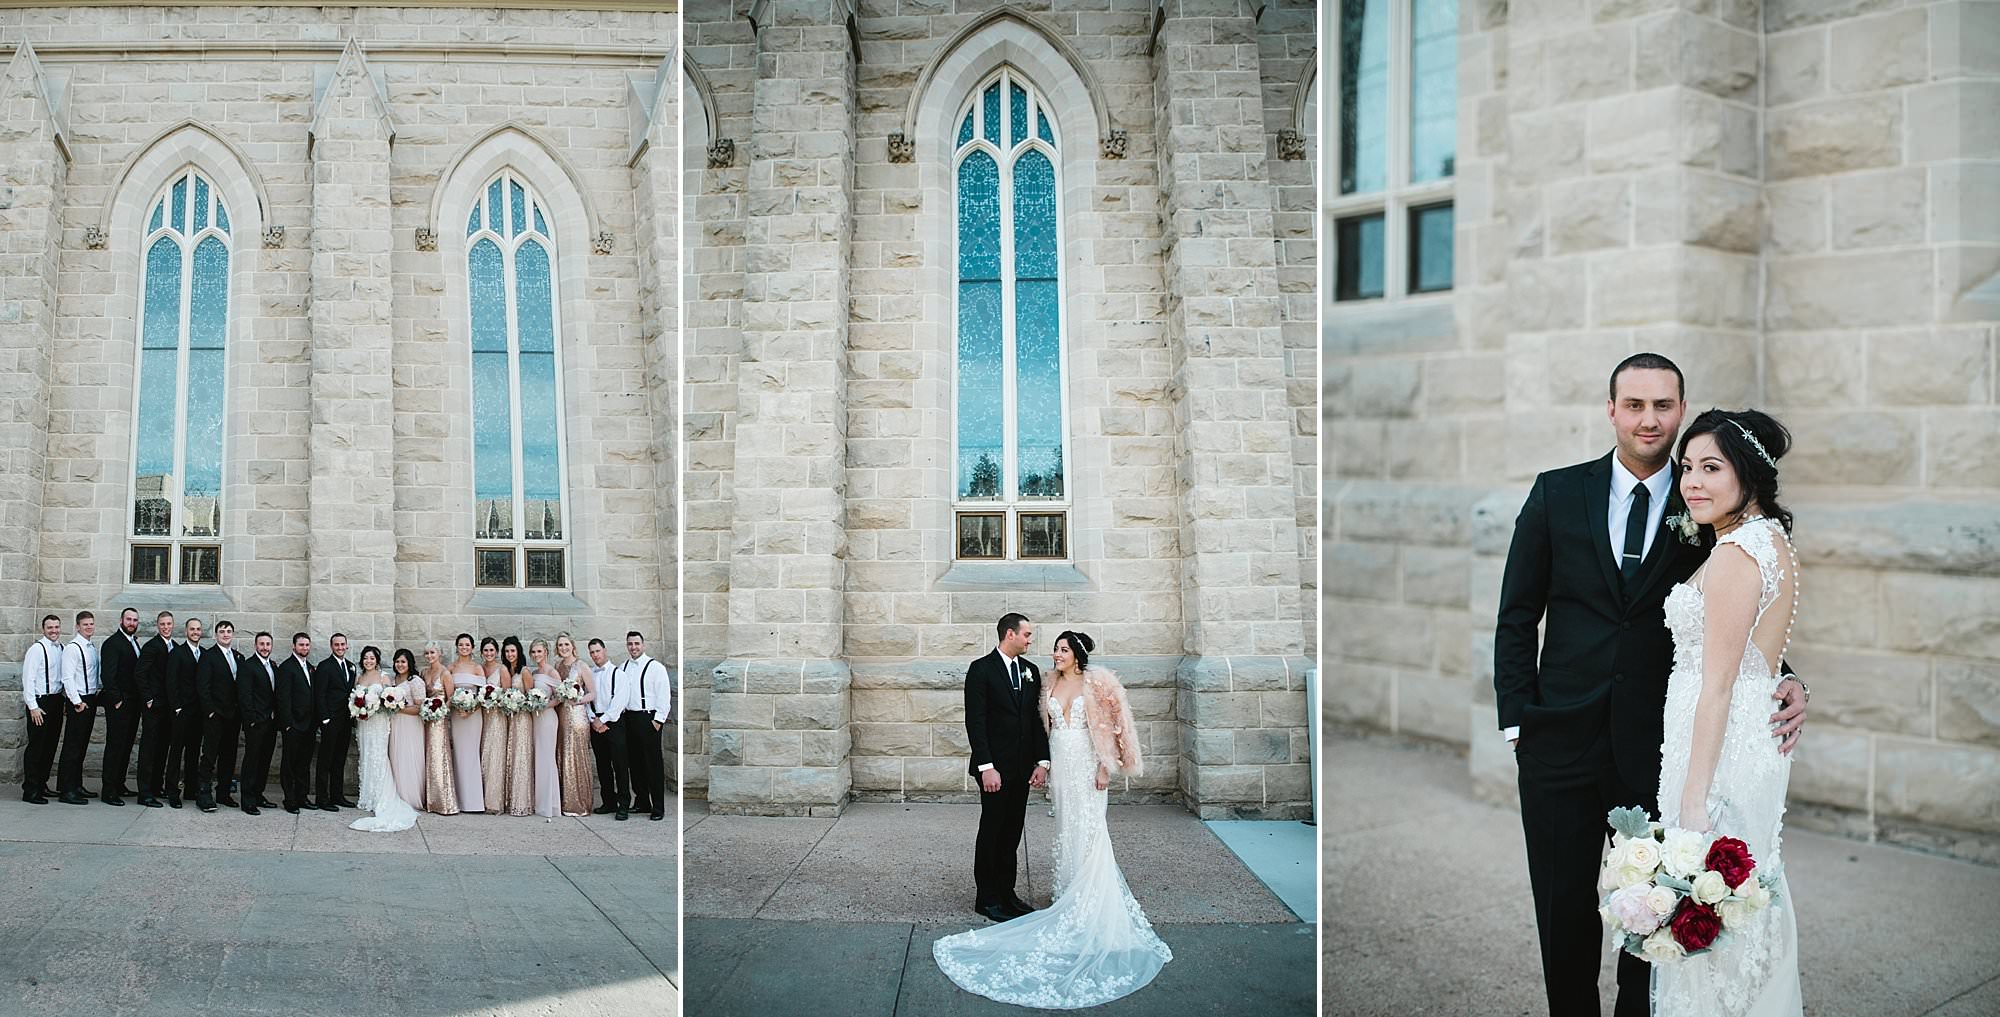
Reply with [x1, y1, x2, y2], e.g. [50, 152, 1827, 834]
[1325, 0, 2000, 859]
[0, 7, 678, 784]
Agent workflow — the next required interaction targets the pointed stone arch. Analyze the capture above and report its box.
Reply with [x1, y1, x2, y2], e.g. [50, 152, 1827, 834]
[683, 57, 720, 156]
[98, 119, 268, 250]
[899, 6, 1113, 154]
[424, 121, 602, 250]
[1293, 57, 1317, 136]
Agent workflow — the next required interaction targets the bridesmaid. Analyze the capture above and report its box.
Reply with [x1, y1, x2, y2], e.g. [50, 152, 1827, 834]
[552, 633, 596, 818]
[386, 649, 426, 810]
[448, 634, 484, 813]
[501, 636, 534, 817]
[527, 639, 562, 818]
[479, 636, 510, 815]
[421, 641, 460, 816]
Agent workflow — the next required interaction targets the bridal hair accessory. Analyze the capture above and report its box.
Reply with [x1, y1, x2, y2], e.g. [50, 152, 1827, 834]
[1731, 419, 1777, 470]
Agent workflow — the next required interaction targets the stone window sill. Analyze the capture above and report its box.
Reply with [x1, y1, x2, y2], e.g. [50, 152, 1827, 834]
[111, 586, 239, 615]
[934, 562, 1089, 592]
[464, 589, 591, 614]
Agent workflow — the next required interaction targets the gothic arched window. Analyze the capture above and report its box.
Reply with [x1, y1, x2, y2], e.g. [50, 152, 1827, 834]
[129, 168, 231, 585]
[953, 68, 1069, 561]
[466, 170, 570, 589]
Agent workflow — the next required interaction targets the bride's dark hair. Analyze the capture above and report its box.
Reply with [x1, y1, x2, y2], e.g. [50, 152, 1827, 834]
[1054, 631, 1094, 671]
[1676, 408, 1794, 533]
[359, 645, 382, 671]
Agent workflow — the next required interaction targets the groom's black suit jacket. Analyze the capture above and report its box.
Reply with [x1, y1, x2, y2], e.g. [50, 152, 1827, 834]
[314, 655, 357, 728]
[964, 650, 1050, 777]
[1495, 452, 1706, 792]
[274, 656, 317, 734]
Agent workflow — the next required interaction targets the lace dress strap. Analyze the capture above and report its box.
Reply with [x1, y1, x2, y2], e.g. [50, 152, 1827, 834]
[1709, 518, 1785, 621]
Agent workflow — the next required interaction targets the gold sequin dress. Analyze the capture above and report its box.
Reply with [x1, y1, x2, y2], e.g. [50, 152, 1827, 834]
[556, 660, 595, 817]
[422, 673, 460, 815]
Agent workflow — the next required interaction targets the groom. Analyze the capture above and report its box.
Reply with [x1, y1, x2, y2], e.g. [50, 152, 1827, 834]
[964, 612, 1051, 923]
[1495, 353, 1810, 1017]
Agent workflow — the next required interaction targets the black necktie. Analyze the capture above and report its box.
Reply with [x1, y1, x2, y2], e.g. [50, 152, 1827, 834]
[1622, 483, 1651, 583]
[1009, 658, 1020, 692]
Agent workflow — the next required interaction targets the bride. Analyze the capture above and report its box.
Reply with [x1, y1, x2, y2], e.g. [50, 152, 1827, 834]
[1654, 410, 1802, 1016]
[350, 644, 420, 834]
[933, 631, 1172, 1009]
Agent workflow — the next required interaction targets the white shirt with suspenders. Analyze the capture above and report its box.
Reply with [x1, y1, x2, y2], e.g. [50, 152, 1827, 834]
[20, 636, 63, 711]
[621, 653, 670, 728]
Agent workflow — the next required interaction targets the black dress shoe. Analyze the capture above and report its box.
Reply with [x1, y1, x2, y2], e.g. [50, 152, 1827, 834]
[1005, 893, 1037, 915]
[650, 811, 664, 821]
[283, 804, 300, 815]
[101, 795, 126, 807]
[258, 798, 278, 809]
[614, 809, 629, 821]
[167, 797, 183, 809]
[22, 793, 48, 805]
[593, 804, 618, 815]
[138, 796, 163, 808]
[975, 902, 1014, 923]
[81, 788, 98, 799]
[59, 791, 90, 806]
[242, 805, 261, 816]
[198, 799, 218, 813]
[216, 795, 239, 808]
[332, 797, 357, 808]
[320, 803, 340, 812]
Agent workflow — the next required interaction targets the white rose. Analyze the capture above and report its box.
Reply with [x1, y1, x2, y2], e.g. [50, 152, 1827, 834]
[1645, 885, 1678, 916]
[1738, 881, 1772, 910]
[1717, 899, 1753, 928]
[1615, 865, 1652, 890]
[1691, 870, 1730, 905]
[1641, 929, 1685, 965]
[1620, 837, 1663, 874]
[1661, 828, 1709, 879]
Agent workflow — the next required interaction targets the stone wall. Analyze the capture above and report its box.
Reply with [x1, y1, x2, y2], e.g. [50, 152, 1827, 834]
[0, 7, 678, 785]
[1325, 0, 2000, 859]
[686, 0, 1317, 817]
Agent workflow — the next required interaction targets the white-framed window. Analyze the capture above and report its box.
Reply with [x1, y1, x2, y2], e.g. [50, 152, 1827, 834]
[952, 67, 1070, 562]
[1330, 0, 1457, 303]
[465, 170, 571, 589]
[129, 167, 232, 586]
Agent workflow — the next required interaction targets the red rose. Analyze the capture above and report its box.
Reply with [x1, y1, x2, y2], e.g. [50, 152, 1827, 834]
[1705, 836, 1756, 888]
[1669, 900, 1723, 952]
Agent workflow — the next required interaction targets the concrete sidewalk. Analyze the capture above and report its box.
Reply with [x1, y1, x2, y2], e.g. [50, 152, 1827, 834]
[1323, 731, 2000, 1016]
[684, 800, 1314, 1015]
[0, 799, 678, 1017]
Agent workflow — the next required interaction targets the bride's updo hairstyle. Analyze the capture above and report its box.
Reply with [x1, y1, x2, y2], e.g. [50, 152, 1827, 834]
[1055, 630, 1095, 671]
[1676, 408, 1794, 534]
[359, 645, 382, 672]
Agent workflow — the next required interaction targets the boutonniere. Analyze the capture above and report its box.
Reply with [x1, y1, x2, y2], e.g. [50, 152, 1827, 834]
[1664, 512, 1701, 545]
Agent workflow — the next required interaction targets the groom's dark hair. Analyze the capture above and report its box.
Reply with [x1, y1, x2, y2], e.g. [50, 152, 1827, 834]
[997, 612, 1030, 642]
[1608, 352, 1685, 401]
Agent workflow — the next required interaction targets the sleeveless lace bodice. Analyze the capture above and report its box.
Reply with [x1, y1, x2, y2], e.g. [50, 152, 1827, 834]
[1654, 516, 1802, 1017]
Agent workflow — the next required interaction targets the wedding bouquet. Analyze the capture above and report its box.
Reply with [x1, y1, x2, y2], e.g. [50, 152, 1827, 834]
[556, 679, 585, 704]
[449, 687, 480, 714]
[1598, 806, 1781, 965]
[348, 684, 382, 721]
[478, 684, 503, 711]
[524, 687, 552, 713]
[380, 686, 406, 716]
[500, 687, 529, 714]
[419, 696, 451, 723]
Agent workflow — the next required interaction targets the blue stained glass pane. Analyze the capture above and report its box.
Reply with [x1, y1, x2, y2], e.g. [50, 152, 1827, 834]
[510, 181, 526, 239]
[215, 199, 230, 235]
[468, 203, 480, 236]
[134, 237, 184, 537]
[518, 349, 560, 521]
[982, 83, 1000, 145]
[533, 206, 548, 235]
[1411, 0, 1458, 183]
[515, 240, 554, 353]
[149, 200, 164, 234]
[141, 238, 183, 350]
[958, 110, 974, 147]
[487, 180, 503, 231]
[468, 239, 508, 352]
[171, 178, 187, 234]
[1009, 83, 1026, 147]
[181, 236, 228, 536]
[1012, 150, 1062, 500]
[194, 178, 209, 232]
[1038, 108, 1054, 146]
[956, 151, 1003, 500]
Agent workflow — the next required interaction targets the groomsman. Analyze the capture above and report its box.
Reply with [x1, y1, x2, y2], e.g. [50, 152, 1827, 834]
[97, 607, 144, 806]
[18, 614, 66, 804]
[274, 633, 318, 814]
[619, 631, 670, 823]
[196, 620, 245, 812]
[236, 631, 281, 815]
[586, 637, 630, 821]
[163, 618, 207, 808]
[313, 633, 358, 810]
[134, 610, 178, 808]
[55, 610, 102, 805]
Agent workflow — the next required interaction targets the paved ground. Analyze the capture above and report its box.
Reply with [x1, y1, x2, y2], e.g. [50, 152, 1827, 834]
[1323, 730, 2000, 1017]
[684, 800, 1314, 1015]
[0, 798, 678, 1016]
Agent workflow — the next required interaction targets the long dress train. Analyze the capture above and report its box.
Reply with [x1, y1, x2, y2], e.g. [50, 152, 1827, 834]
[1654, 517, 1803, 1017]
[350, 693, 419, 833]
[932, 693, 1172, 1009]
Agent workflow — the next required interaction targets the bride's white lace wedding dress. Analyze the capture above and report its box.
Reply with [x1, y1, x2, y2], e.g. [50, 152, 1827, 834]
[350, 682, 419, 834]
[932, 693, 1172, 1009]
[1654, 517, 1802, 1017]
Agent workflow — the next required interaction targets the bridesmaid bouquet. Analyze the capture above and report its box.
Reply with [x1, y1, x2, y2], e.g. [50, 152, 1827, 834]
[524, 687, 552, 714]
[449, 687, 480, 714]
[500, 687, 529, 714]
[380, 686, 406, 716]
[348, 684, 382, 721]
[419, 696, 451, 722]
[478, 684, 503, 711]
[1598, 806, 1781, 965]
[556, 679, 585, 704]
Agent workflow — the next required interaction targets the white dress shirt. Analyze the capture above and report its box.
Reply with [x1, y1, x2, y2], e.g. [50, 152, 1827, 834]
[61, 633, 101, 704]
[1504, 456, 1675, 745]
[591, 662, 625, 723]
[20, 636, 62, 708]
[621, 653, 671, 727]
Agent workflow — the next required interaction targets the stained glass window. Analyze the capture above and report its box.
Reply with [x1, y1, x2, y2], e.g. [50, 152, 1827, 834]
[953, 69, 1068, 560]
[466, 170, 569, 588]
[130, 168, 231, 584]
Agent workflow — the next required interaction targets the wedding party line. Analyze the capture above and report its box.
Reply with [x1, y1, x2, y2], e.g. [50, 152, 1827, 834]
[17, 609, 671, 831]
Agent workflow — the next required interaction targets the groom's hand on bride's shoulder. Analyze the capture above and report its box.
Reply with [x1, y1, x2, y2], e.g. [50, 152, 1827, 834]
[1771, 675, 1808, 754]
